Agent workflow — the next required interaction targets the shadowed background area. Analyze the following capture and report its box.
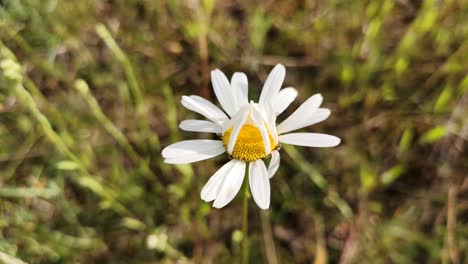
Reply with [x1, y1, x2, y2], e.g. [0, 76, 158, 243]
[0, 0, 467, 263]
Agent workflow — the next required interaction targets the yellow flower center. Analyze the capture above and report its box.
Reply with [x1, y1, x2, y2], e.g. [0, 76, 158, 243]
[222, 124, 277, 162]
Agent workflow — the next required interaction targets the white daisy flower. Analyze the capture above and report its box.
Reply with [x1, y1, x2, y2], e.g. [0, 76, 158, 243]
[162, 64, 340, 209]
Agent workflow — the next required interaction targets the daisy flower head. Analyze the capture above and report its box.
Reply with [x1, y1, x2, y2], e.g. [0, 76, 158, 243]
[162, 64, 340, 209]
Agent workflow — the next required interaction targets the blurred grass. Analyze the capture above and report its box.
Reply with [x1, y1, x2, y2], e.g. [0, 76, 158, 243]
[0, 0, 467, 263]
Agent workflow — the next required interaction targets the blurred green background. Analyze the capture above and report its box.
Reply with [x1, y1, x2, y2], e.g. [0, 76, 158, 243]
[1, 0, 467, 263]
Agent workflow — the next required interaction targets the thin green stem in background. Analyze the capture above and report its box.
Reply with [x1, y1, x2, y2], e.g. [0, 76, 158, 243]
[95, 23, 161, 153]
[283, 145, 353, 219]
[95, 24, 143, 110]
[0, 40, 131, 216]
[260, 210, 278, 264]
[242, 167, 250, 264]
[0, 251, 28, 264]
[73, 79, 162, 191]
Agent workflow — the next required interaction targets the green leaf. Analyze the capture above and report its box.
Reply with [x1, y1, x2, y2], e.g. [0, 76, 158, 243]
[381, 165, 406, 185]
[399, 127, 414, 155]
[202, 0, 215, 15]
[420, 126, 446, 143]
[395, 57, 408, 75]
[121, 217, 146, 231]
[0, 182, 60, 199]
[340, 64, 353, 84]
[360, 165, 377, 193]
[459, 74, 468, 94]
[433, 84, 453, 113]
[55, 160, 79, 171]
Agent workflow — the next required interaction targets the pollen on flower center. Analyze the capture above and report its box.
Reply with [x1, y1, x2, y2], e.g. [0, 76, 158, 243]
[222, 124, 276, 162]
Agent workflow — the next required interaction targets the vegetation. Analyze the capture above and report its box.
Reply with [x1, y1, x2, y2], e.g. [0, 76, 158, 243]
[0, 0, 467, 263]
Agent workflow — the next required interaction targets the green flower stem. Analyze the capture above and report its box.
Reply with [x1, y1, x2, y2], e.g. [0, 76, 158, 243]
[242, 167, 250, 264]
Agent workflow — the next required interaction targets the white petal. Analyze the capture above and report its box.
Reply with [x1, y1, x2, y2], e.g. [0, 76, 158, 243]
[267, 112, 279, 145]
[272, 87, 298, 116]
[211, 69, 237, 117]
[251, 104, 271, 156]
[277, 94, 323, 134]
[181, 95, 228, 125]
[267, 150, 280, 178]
[227, 109, 249, 154]
[213, 160, 246, 208]
[179, 120, 221, 133]
[249, 160, 270, 210]
[162, 140, 225, 164]
[300, 108, 331, 129]
[279, 108, 331, 134]
[259, 64, 286, 106]
[231, 72, 248, 107]
[279, 133, 341, 147]
[259, 103, 279, 145]
[201, 160, 237, 202]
